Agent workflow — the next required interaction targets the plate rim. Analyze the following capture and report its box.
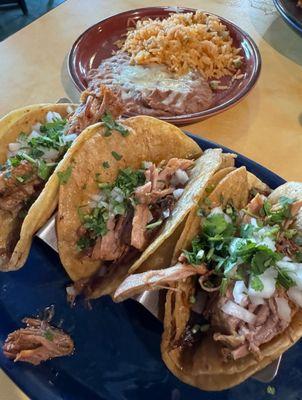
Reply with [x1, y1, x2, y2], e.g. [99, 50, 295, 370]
[67, 6, 262, 125]
[273, 0, 302, 35]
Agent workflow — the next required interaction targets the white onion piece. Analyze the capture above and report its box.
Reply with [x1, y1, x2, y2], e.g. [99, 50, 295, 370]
[233, 281, 248, 306]
[162, 209, 170, 219]
[249, 296, 265, 306]
[8, 142, 21, 152]
[221, 300, 256, 324]
[41, 148, 60, 162]
[46, 111, 62, 123]
[63, 134, 77, 143]
[191, 291, 207, 314]
[275, 297, 291, 322]
[174, 169, 189, 185]
[142, 161, 152, 169]
[32, 123, 42, 132]
[288, 287, 302, 307]
[66, 285, 76, 296]
[173, 188, 184, 199]
[248, 267, 277, 299]
[111, 187, 124, 203]
[250, 217, 258, 227]
[28, 130, 40, 140]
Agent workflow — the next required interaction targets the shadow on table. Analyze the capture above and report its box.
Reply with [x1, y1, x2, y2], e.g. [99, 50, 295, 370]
[251, 13, 302, 67]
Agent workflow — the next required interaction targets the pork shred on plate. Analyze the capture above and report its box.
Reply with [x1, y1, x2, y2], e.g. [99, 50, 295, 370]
[76, 158, 194, 269]
[3, 317, 74, 365]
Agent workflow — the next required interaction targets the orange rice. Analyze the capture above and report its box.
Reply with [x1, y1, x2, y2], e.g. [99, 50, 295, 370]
[121, 11, 243, 79]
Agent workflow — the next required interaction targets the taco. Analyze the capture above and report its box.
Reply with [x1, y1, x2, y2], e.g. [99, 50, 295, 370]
[56, 117, 238, 300]
[0, 85, 123, 271]
[115, 167, 302, 390]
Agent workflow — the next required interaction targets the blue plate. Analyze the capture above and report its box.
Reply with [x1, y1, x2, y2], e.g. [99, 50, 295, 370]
[273, 0, 302, 36]
[1, 134, 301, 400]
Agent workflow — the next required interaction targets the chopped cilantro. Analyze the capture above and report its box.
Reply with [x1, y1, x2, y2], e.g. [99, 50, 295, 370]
[37, 160, 53, 180]
[77, 236, 93, 251]
[111, 151, 122, 161]
[276, 266, 296, 290]
[250, 274, 264, 291]
[101, 112, 129, 137]
[146, 219, 163, 230]
[102, 161, 110, 169]
[57, 165, 73, 184]
[44, 329, 54, 341]
[262, 196, 295, 224]
[266, 385, 276, 395]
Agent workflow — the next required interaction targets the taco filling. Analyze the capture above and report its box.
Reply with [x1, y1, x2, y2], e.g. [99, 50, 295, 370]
[76, 158, 194, 271]
[116, 191, 302, 361]
[0, 85, 123, 267]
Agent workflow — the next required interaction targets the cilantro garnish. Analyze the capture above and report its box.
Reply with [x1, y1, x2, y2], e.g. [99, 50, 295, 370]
[102, 161, 110, 169]
[57, 165, 73, 185]
[112, 151, 123, 161]
[262, 196, 295, 224]
[250, 274, 264, 292]
[44, 329, 54, 341]
[101, 112, 129, 137]
[266, 385, 276, 396]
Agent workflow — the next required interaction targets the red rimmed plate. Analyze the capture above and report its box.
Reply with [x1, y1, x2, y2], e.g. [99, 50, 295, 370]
[68, 6, 261, 126]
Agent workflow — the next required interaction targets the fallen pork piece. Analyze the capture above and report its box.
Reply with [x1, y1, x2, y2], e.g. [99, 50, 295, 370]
[3, 317, 74, 365]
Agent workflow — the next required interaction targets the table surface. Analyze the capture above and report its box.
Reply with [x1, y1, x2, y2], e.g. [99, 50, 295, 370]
[0, 0, 302, 398]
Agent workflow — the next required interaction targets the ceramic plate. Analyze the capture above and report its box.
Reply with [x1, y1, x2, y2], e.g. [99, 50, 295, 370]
[2, 132, 300, 400]
[68, 7, 261, 126]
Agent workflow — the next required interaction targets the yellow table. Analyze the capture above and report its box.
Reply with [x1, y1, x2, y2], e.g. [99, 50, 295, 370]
[0, 0, 301, 398]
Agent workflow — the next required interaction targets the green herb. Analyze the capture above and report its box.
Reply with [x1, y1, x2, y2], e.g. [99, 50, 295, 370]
[44, 329, 54, 341]
[115, 168, 145, 197]
[266, 385, 276, 396]
[57, 165, 72, 184]
[16, 176, 25, 183]
[112, 151, 122, 161]
[205, 184, 215, 194]
[101, 112, 129, 137]
[220, 277, 229, 295]
[276, 266, 296, 290]
[37, 160, 53, 180]
[262, 197, 295, 224]
[76, 236, 93, 251]
[146, 219, 163, 230]
[294, 251, 302, 263]
[204, 197, 212, 206]
[284, 229, 297, 239]
[250, 274, 264, 291]
[102, 161, 110, 169]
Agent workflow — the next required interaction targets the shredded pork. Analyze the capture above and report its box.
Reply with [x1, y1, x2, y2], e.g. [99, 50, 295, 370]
[3, 317, 74, 365]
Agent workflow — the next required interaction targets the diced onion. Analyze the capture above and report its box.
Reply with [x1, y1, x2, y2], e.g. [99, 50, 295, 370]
[233, 280, 248, 306]
[275, 297, 291, 322]
[66, 285, 76, 296]
[41, 148, 60, 162]
[63, 134, 77, 143]
[32, 123, 42, 132]
[28, 130, 40, 140]
[221, 300, 256, 324]
[142, 161, 153, 169]
[288, 287, 302, 307]
[8, 142, 21, 152]
[249, 296, 265, 306]
[162, 209, 170, 219]
[173, 169, 189, 186]
[173, 188, 184, 199]
[248, 267, 277, 299]
[111, 187, 125, 203]
[46, 111, 62, 123]
[277, 259, 302, 289]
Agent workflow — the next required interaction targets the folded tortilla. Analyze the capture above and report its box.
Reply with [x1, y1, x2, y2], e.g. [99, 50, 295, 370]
[0, 103, 106, 271]
[57, 116, 238, 299]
